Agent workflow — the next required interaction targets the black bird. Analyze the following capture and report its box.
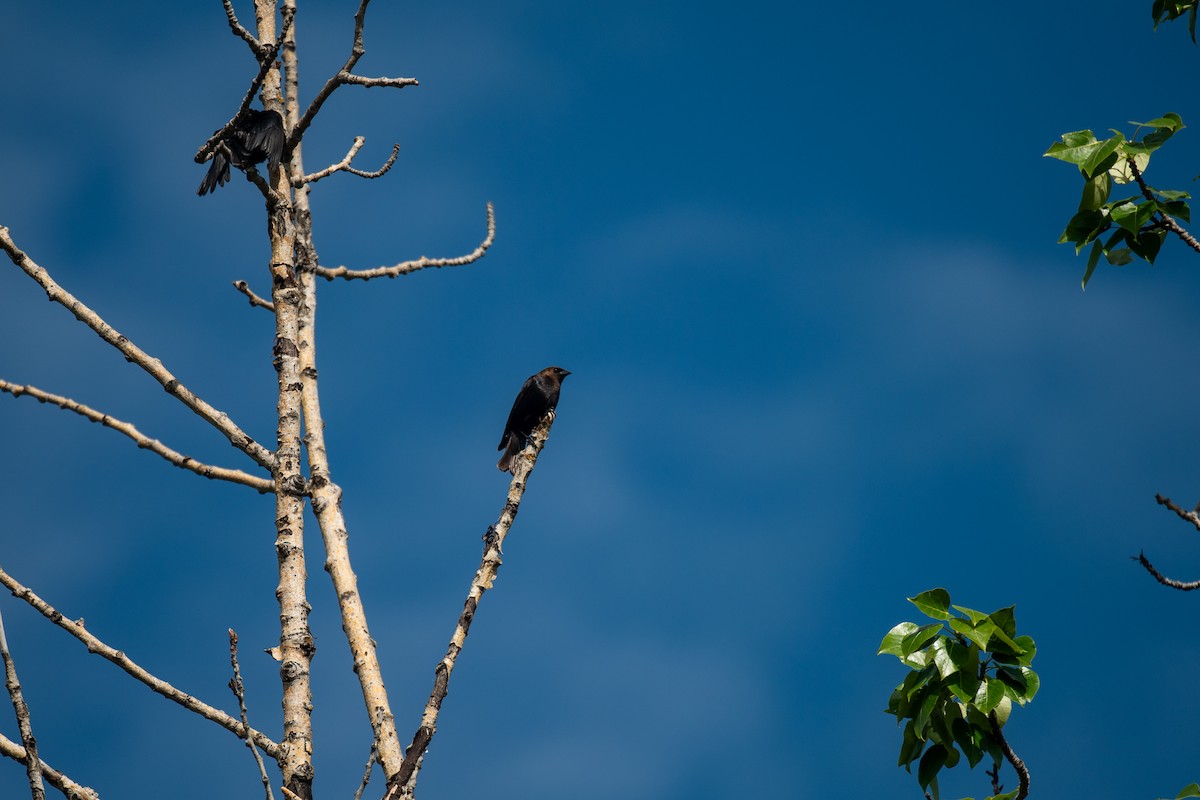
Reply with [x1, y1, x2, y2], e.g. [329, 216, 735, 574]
[198, 109, 285, 196]
[497, 366, 570, 473]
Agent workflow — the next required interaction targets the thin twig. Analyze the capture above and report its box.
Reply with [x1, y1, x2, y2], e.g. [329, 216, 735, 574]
[0, 567, 282, 758]
[1133, 551, 1200, 590]
[989, 712, 1029, 800]
[0, 734, 98, 800]
[339, 74, 420, 90]
[385, 414, 560, 798]
[315, 202, 495, 281]
[0, 379, 274, 493]
[228, 630, 275, 800]
[290, 0, 418, 148]
[221, 0, 261, 53]
[195, 6, 296, 166]
[299, 139, 399, 185]
[986, 759, 1003, 795]
[353, 744, 376, 800]
[0, 227, 276, 471]
[1127, 156, 1200, 254]
[233, 280, 276, 311]
[1155, 493, 1200, 531]
[0, 605, 45, 800]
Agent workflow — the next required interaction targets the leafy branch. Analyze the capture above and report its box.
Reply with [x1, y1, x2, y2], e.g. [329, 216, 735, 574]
[1044, 114, 1193, 289]
[879, 589, 1038, 800]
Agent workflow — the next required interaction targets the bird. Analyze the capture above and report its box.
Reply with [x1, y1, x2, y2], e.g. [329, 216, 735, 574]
[198, 109, 285, 196]
[497, 366, 570, 473]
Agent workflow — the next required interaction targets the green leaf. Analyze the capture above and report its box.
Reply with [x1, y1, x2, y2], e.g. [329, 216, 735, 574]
[1058, 208, 1109, 250]
[951, 605, 989, 625]
[930, 638, 959, 680]
[1079, 172, 1112, 210]
[1011, 636, 1037, 666]
[1044, 130, 1099, 165]
[947, 669, 982, 705]
[917, 744, 949, 791]
[1139, 114, 1186, 131]
[1110, 152, 1150, 184]
[1174, 782, 1200, 799]
[1082, 134, 1124, 178]
[1129, 228, 1166, 264]
[901, 623, 944, 658]
[973, 678, 1006, 714]
[1164, 199, 1192, 223]
[1154, 188, 1191, 201]
[987, 791, 1019, 800]
[1105, 248, 1134, 266]
[992, 695, 1013, 727]
[988, 606, 1017, 638]
[1016, 667, 1040, 704]
[898, 719, 925, 768]
[914, 690, 940, 736]
[909, 588, 952, 620]
[951, 715, 985, 768]
[1110, 200, 1157, 234]
[1082, 239, 1102, 289]
[996, 666, 1027, 694]
[879, 622, 920, 656]
[949, 617, 992, 651]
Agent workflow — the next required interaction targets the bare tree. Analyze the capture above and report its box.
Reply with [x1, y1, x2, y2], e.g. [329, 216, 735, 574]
[0, 2, 562, 799]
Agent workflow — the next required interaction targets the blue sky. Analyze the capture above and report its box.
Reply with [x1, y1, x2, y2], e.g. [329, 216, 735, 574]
[3, 2, 1200, 799]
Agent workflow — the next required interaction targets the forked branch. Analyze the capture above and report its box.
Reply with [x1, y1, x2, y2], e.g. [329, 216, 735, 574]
[299, 138, 400, 185]
[0, 379, 275, 493]
[290, 0, 418, 147]
[315, 202, 495, 281]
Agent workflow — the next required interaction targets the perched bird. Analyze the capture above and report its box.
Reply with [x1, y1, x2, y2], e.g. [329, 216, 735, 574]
[197, 109, 285, 196]
[497, 366, 570, 473]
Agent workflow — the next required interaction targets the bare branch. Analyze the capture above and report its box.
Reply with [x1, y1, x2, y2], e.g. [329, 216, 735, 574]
[290, 222, 404, 777]
[0, 379, 275, 493]
[1127, 156, 1200, 254]
[989, 712, 1029, 800]
[353, 745, 376, 800]
[1133, 551, 1200, 590]
[0, 228, 275, 471]
[299, 139, 400, 185]
[1155, 493, 1200, 531]
[0, 735, 97, 800]
[301, 137, 365, 184]
[339, 74, 420, 90]
[0, 567, 282, 759]
[195, 6, 296, 166]
[0, 605, 45, 800]
[315, 202, 495, 281]
[221, 0, 261, 54]
[385, 414, 560, 798]
[228, 631, 275, 800]
[233, 280, 276, 312]
[290, 0, 418, 147]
